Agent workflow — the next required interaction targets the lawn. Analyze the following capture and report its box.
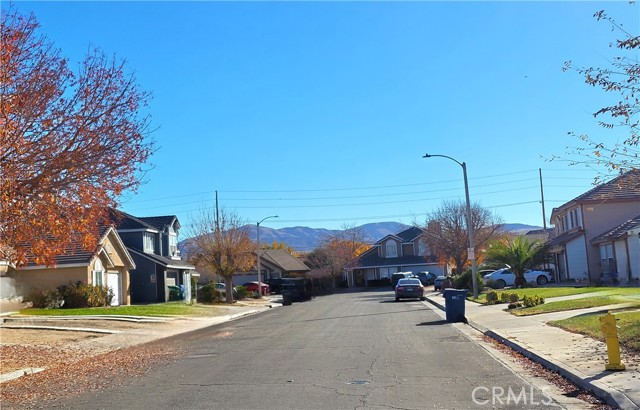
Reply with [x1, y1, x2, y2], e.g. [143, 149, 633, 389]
[473, 286, 639, 304]
[549, 310, 640, 352]
[510, 295, 640, 316]
[18, 302, 225, 317]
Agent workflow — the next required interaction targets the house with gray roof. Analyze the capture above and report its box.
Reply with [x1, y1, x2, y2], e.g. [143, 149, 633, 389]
[233, 249, 310, 285]
[110, 210, 195, 303]
[343, 226, 447, 287]
[547, 169, 640, 284]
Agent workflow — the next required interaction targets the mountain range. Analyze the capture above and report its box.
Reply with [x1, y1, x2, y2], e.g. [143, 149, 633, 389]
[246, 222, 542, 252]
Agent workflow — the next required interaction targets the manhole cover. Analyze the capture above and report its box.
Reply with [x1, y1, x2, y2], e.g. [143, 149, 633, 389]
[347, 380, 370, 385]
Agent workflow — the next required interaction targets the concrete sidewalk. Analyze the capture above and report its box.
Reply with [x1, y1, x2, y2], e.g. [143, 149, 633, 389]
[424, 291, 640, 410]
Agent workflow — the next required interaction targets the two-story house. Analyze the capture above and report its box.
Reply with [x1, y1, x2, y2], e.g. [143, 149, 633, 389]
[110, 210, 195, 303]
[547, 169, 640, 284]
[343, 226, 446, 287]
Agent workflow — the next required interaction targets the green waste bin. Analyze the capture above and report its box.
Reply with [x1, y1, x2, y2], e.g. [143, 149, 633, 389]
[443, 288, 467, 323]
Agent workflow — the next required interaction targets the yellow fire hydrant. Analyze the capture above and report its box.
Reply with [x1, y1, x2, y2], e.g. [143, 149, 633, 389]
[599, 313, 625, 371]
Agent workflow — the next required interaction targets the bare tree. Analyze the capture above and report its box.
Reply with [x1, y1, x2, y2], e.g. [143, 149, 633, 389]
[422, 200, 503, 274]
[185, 208, 254, 303]
[557, 7, 639, 175]
[307, 224, 371, 288]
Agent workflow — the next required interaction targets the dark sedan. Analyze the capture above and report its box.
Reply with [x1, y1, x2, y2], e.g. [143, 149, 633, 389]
[394, 278, 426, 302]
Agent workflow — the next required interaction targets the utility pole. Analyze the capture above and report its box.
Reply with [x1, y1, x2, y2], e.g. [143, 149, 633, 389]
[539, 169, 547, 230]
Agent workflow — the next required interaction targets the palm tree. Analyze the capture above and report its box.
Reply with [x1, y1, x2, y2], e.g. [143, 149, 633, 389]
[484, 236, 548, 288]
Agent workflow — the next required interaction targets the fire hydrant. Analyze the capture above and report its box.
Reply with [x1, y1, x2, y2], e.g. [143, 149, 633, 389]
[599, 313, 625, 371]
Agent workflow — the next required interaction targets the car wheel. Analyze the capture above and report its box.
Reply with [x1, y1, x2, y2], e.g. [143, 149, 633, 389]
[537, 275, 548, 285]
[496, 279, 506, 289]
[395, 297, 400, 302]
[420, 296, 426, 301]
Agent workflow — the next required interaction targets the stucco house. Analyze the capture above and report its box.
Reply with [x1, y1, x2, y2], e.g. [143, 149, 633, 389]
[547, 169, 640, 284]
[110, 210, 195, 303]
[343, 226, 446, 287]
[3, 225, 135, 306]
[233, 249, 310, 284]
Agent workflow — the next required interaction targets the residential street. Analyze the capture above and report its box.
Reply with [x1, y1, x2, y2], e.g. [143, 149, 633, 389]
[46, 291, 563, 410]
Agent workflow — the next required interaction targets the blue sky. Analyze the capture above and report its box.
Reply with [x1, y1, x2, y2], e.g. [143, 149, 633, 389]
[13, 1, 639, 232]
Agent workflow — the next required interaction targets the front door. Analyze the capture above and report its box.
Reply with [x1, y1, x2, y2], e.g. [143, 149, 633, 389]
[107, 272, 121, 306]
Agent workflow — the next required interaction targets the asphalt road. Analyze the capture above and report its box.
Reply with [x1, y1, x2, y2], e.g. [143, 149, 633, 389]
[53, 290, 561, 409]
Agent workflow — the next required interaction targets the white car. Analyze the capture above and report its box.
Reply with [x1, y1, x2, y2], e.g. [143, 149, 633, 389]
[483, 268, 552, 288]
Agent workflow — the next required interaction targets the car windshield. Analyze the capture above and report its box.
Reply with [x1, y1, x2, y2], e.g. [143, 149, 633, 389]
[397, 279, 421, 286]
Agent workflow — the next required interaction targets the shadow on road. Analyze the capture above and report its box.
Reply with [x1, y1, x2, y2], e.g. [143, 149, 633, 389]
[416, 320, 448, 326]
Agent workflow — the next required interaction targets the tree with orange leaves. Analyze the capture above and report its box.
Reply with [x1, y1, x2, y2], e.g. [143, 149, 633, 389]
[0, 7, 153, 266]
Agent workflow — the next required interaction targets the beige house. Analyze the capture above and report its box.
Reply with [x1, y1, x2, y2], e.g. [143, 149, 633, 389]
[7, 226, 135, 306]
[547, 169, 640, 284]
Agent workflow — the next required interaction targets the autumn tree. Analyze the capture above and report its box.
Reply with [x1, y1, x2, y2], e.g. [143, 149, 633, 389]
[422, 200, 503, 275]
[0, 8, 153, 266]
[185, 208, 254, 303]
[265, 240, 296, 254]
[559, 7, 639, 174]
[306, 224, 370, 287]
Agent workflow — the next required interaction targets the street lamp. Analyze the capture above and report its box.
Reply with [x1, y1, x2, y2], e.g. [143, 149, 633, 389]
[423, 153, 479, 299]
[256, 215, 278, 299]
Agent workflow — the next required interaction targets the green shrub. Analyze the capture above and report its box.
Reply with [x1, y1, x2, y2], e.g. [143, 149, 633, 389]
[508, 302, 523, 309]
[452, 269, 485, 290]
[26, 289, 63, 309]
[197, 283, 224, 303]
[509, 293, 519, 303]
[522, 295, 545, 308]
[235, 286, 247, 300]
[486, 291, 498, 305]
[56, 281, 113, 308]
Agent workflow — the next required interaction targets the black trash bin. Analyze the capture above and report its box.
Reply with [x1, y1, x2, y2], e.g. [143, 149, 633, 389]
[443, 288, 467, 323]
[282, 289, 293, 306]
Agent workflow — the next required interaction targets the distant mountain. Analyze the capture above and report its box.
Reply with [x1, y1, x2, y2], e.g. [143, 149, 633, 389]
[247, 222, 410, 252]
[182, 222, 543, 253]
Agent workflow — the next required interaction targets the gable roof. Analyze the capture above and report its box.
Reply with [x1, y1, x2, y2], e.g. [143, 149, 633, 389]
[20, 225, 134, 269]
[139, 216, 179, 231]
[573, 169, 640, 203]
[375, 226, 424, 244]
[591, 214, 640, 244]
[261, 249, 309, 272]
[109, 209, 157, 231]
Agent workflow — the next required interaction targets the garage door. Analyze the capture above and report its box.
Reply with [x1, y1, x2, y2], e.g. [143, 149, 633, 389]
[107, 272, 121, 306]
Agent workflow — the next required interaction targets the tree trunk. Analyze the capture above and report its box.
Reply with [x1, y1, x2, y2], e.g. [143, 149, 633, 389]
[225, 276, 234, 303]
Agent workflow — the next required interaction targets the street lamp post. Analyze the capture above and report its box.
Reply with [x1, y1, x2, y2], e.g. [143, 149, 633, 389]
[256, 215, 278, 299]
[423, 153, 479, 299]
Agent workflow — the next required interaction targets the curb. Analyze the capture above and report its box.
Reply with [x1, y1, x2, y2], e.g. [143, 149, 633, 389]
[424, 295, 639, 410]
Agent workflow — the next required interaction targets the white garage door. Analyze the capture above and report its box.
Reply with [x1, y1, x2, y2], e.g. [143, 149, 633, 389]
[107, 272, 121, 306]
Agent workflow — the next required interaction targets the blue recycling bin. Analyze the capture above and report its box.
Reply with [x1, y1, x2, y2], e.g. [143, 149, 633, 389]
[443, 288, 467, 323]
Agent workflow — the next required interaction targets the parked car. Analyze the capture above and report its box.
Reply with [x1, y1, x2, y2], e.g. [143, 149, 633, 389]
[242, 281, 270, 296]
[433, 275, 447, 291]
[214, 283, 237, 298]
[483, 268, 553, 288]
[394, 278, 426, 301]
[390, 272, 413, 288]
[415, 271, 437, 286]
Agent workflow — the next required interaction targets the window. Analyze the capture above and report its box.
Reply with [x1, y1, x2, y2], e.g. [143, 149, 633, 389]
[569, 208, 580, 229]
[92, 259, 103, 286]
[418, 241, 428, 256]
[385, 240, 398, 258]
[169, 234, 178, 256]
[143, 232, 155, 253]
[600, 244, 615, 274]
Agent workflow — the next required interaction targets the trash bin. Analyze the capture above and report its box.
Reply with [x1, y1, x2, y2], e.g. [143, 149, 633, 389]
[443, 288, 467, 323]
[282, 289, 293, 306]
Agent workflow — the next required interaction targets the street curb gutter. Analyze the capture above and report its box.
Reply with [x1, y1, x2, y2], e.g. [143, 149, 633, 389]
[425, 296, 639, 410]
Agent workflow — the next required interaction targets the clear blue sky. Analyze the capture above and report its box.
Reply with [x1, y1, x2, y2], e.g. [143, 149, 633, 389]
[13, 1, 639, 232]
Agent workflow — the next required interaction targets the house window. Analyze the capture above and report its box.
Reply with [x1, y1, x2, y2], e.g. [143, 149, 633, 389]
[92, 259, 104, 286]
[569, 208, 580, 229]
[385, 241, 398, 258]
[144, 232, 155, 253]
[600, 244, 615, 274]
[169, 234, 178, 256]
[418, 241, 428, 256]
